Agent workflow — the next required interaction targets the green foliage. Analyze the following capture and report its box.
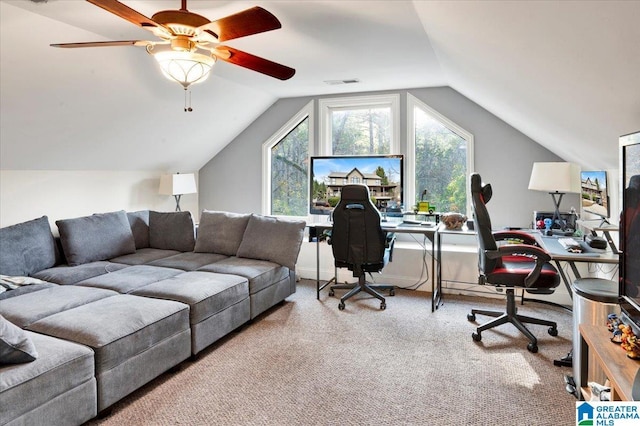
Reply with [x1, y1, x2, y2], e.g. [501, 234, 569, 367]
[270, 117, 309, 216]
[414, 109, 468, 214]
[332, 108, 391, 155]
[375, 166, 389, 185]
[328, 197, 340, 207]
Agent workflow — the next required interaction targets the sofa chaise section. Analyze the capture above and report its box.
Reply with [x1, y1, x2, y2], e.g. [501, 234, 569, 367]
[132, 271, 250, 354]
[0, 329, 96, 426]
[26, 294, 191, 411]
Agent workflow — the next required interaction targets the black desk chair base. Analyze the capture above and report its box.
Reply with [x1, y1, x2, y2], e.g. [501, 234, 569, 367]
[467, 289, 558, 353]
[329, 273, 394, 310]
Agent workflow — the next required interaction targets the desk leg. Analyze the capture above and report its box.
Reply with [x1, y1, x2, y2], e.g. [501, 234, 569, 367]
[554, 259, 575, 300]
[315, 235, 321, 299]
[432, 232, 442, 312]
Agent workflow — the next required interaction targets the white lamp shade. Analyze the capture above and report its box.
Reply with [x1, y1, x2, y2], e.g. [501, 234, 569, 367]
[528, 162, 581, 193]
[159, 173, 197, 196]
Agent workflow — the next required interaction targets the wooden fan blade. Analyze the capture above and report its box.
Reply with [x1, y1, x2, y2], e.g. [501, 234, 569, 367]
[86, 0, 168, 35]
[200, 6, 281, 42]
[50, 40, 152, 48]
[214, 46, 295, 80]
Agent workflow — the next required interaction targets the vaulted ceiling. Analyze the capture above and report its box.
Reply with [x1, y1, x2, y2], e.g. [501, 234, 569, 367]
[1, 0, 638, 172]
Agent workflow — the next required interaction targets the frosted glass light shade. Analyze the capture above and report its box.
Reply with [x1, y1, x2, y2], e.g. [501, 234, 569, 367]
[159, 173, 197, 196]
[528, 162, 581, 193]
[153, 51, 215, 89]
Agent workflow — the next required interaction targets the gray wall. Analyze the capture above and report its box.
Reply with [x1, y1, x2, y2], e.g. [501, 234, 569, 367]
[199, 86, 577, 229]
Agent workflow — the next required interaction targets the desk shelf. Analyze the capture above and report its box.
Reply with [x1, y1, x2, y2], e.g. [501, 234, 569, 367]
[579, 324, 639, 401]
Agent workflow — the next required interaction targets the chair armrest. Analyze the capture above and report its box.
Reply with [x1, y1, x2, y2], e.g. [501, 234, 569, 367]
[385, 232, 396, 262]
[485, 244, 552, 288]
[493, 230, 538, 246]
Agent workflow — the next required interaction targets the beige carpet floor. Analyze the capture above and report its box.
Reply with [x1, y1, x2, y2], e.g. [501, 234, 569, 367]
[86, 279, 578, 425]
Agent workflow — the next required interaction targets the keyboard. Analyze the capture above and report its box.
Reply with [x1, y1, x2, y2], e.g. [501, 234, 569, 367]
[402, 219, 436, 226]
[558, 237, 583, 253]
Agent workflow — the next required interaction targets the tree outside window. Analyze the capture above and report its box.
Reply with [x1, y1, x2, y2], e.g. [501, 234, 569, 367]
[413, 102, 471, 215]
[331, 107, 391, 155]
[270, 116, 309, 216]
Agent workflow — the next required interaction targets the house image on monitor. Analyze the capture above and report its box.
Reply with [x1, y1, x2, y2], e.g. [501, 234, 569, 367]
[325, 167, 400, 209]
[577, 402, 594, 425]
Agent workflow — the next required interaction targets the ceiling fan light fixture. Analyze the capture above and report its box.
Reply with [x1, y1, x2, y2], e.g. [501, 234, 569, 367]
[152, 50, 216, 89]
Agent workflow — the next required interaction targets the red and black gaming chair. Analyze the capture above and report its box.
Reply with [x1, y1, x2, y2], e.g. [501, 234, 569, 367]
[468, 173, 560, 352]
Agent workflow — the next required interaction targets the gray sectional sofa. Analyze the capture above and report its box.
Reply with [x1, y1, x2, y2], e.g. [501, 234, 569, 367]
[0, 210, 305, 426]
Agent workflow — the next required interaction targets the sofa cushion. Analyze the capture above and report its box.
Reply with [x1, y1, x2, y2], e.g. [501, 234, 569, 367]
[198, 257, 290, 295]
[149, 211, 195, 252]
[147, 252, 228, 271]
[0, 216, 58, 276]
[26, 294, 189, 376]
[109, 247, 180, 266]
[0, 330, 96, 425]
[236, 215, 306, 270]
[127, 210, 150, 249]
[32, 261, 129, 285]
[132, 271, 249, 326]
[0, 315, 38, 364]
[0, 285, 118, 328]
[194, 211, 251, 256]
[74, 265, 183, 294]
[56, 211, 136, 266]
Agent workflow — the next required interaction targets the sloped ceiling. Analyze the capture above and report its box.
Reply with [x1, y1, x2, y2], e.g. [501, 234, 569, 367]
[1, 0, 638, 172]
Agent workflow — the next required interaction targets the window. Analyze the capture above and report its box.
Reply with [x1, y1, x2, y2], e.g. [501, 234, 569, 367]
[319, 94, 400, 155]
[262, 102, 313, 216]
[407, 94, 474, 215]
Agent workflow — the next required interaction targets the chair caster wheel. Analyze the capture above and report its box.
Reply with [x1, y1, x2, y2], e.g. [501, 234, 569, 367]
[328, 290, 335, 297]
[467, 313, 476, 322]
[527, 343, 538, 353]
[389, 289, 395, 296]
[338, 302, 345, 310]
[380, 302, 386, 310]
[472, 332, 481, 342]
[548, 327, 558, 336]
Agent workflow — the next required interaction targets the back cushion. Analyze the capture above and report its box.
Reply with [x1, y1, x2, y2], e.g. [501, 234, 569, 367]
[236, 214, 306, 270]
[56, 210, 136, 266]
[127, 210, 150, 249]
[194, 210, 251, 256]
[0, 216, 58, 276]
[149, 211, 195, 252]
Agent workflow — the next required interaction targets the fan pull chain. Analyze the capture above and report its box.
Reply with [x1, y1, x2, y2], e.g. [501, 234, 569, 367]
[184, 88, 193, 112]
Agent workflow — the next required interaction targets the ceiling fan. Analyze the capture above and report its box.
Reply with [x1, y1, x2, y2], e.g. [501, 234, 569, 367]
[51, 0, 295, 107]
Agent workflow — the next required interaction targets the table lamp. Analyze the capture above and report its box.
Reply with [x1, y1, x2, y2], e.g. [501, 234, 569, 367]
[528, 162, 581, 232]
[159, 173, 197, 212]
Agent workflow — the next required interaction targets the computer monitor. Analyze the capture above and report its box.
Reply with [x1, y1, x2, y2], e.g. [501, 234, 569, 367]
[619, 131, 640, 334]
[580, 170, 610, 223]
[309, 154, 404, 215]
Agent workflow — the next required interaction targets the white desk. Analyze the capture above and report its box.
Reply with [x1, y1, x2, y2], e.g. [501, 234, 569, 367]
[307, 222, 442, 311]
[536, 234, 618, 298]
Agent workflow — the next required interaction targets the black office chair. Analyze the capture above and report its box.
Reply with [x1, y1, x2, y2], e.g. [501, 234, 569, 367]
[328, 184, 395, 310]
[468, 173, 560, 352]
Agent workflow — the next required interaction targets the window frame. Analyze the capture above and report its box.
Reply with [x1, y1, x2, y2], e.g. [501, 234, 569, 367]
[318, 94, 401, 155]
[406, 93, 474, 215]
[261, 101, 314, 217]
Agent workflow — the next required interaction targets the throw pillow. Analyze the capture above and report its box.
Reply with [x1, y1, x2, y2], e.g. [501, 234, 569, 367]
[0, 216, 58, 276]
[0, 314, 38, 364]
[236, 214, 306, 270]
[127, 210, 150, 249]
[149, 211, 195, 252]
[194, 211, 251, 255]
[56, 210, 137, 266]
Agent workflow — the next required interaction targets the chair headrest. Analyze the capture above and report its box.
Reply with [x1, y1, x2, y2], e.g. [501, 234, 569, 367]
[471, 173, 493, 203]
[340, 184, 370, 201]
